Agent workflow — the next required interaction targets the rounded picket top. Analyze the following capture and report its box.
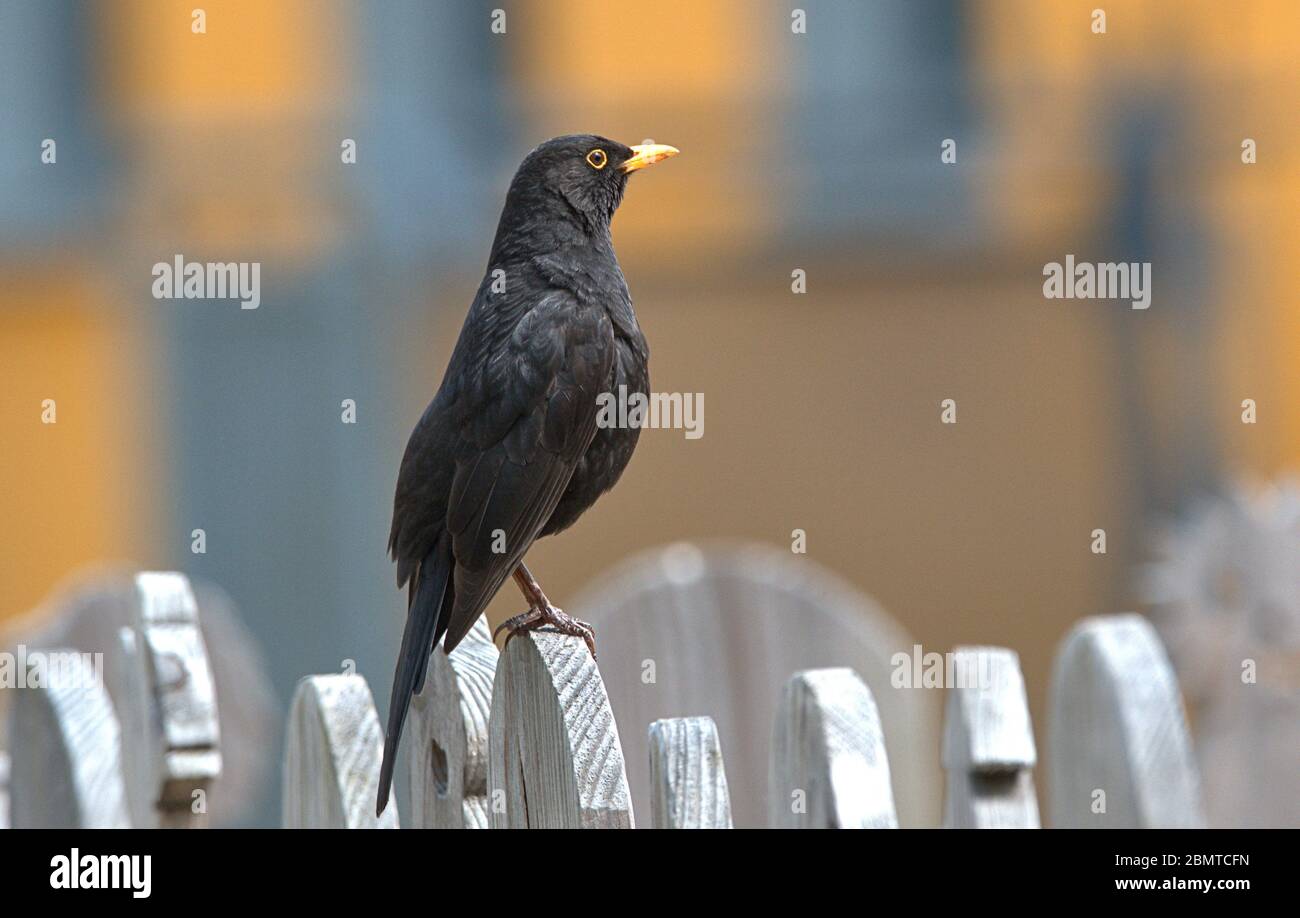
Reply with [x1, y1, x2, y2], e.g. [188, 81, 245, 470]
[400, 618, 498, 828]
[2, 568, 275, 826]
[115, 572, 222, 828]
[1049, 614, 1204, 828]
[571, 541, 937, 828]
[648, 715, 733, 828]
[770, 667, 897, 828]
[9, 648, 131, 828]
[283, 673, 398, 828]
[488, 631, 633, 828]
[941, 646, 1039, 828]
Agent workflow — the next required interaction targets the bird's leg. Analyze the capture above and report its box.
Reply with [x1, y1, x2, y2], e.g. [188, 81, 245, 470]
[493, 562, 597, 659]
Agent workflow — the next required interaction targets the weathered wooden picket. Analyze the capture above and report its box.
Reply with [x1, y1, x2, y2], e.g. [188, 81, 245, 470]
[1, 563, 1207, 829]
[5, 573, 221, 829]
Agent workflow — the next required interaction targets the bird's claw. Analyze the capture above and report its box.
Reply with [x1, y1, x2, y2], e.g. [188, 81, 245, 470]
[493, 605, 597, 660]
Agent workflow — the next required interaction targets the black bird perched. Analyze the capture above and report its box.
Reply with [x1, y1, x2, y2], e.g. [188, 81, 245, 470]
[377, 134, 678, 814]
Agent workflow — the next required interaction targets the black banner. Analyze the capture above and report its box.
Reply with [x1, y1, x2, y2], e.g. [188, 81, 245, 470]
[0, 828, 1279, 904]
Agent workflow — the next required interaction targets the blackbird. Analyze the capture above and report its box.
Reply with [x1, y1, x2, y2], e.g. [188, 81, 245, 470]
[377, 134, 678, 814]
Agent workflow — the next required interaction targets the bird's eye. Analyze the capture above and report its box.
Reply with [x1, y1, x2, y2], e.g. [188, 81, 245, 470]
[586, 149, 608, 170]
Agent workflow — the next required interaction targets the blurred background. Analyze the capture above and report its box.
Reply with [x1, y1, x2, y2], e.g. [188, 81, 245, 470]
[1, 0, 1296, 827]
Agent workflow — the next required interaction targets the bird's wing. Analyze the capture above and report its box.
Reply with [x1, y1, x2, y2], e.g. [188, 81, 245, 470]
[387, 277, 568, 587]
[379, 283, 612, 814]
[438, 287, 614, 650]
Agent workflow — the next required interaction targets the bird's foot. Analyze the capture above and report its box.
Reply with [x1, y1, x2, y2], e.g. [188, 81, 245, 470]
[493, 605, 597, 659]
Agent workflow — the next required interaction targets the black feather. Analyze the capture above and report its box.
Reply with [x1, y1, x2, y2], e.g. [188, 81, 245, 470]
[375, 534, 453, 816]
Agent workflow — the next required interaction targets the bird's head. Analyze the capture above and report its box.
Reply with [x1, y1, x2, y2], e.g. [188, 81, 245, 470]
[502, 134, 679, 238]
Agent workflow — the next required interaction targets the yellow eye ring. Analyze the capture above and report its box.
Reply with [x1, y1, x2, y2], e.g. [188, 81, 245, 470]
[586, 149, 608, 170]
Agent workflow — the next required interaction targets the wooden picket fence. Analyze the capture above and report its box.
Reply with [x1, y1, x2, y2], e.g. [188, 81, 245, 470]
[1, 568, 1206, 829]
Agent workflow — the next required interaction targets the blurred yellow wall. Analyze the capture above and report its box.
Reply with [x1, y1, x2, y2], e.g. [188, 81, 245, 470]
[974, 0, 1300, 470]
[1, 0, 348, 619]
[0, 269, 153, 615]
[3, 0, 1297, 717]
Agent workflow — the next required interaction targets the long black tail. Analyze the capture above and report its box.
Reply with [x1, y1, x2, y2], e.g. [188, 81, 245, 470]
[376, 535, 453, 816]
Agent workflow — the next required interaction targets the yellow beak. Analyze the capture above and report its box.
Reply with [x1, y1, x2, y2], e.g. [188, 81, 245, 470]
[620, 143, 680, 173]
